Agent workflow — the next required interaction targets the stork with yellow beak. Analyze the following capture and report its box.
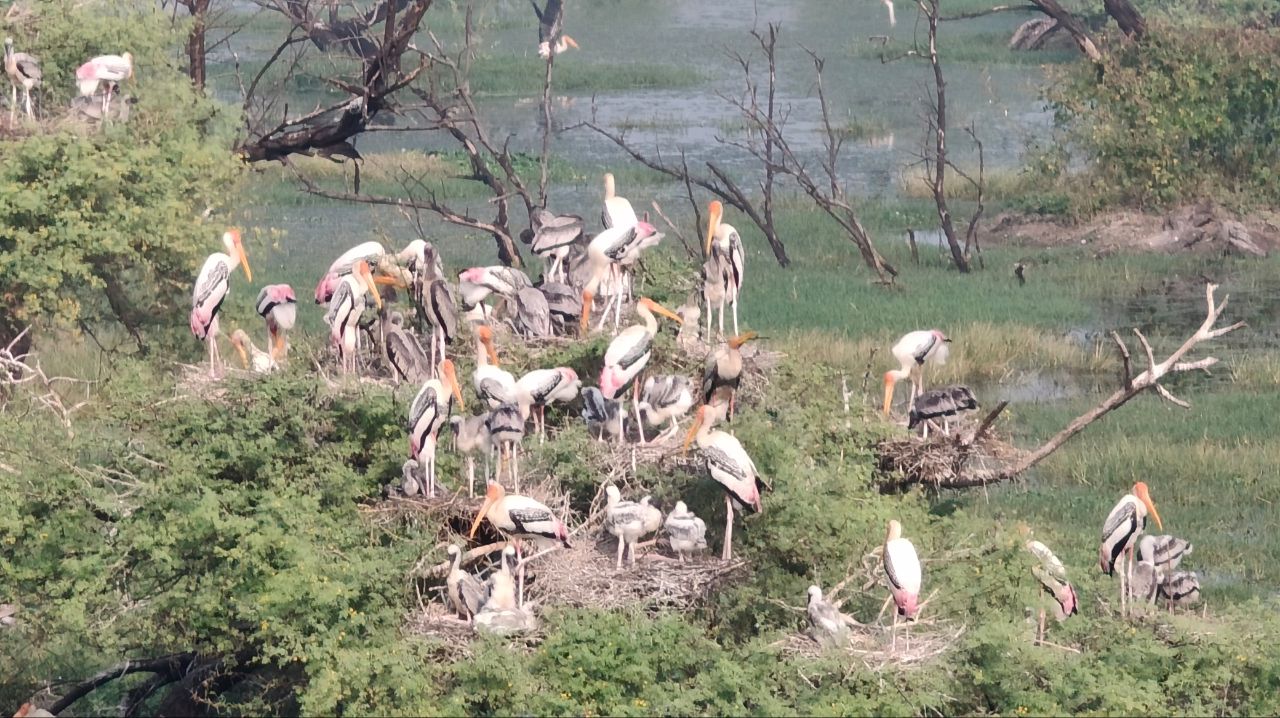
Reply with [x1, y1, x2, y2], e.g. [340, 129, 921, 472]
[228, 329, 275, 374]
[703, 200, 745, 339]
[190, 229, 252, 377]
[703, 331, 756, 421]
[469, 481, 571, 605]
[600, 297, 682, 443]
[473, 326, 518, 409]
[1100, 481, 1163, 617]
[409, 359, 465, 498]
[683, 404, 767, 560]
[324, 259, 382, 374]
[883, 329, 951, 416]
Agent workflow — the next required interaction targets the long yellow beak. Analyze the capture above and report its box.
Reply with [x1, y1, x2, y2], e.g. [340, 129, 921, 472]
[705, 201, 723, 256]
[650, 301, 682, 324]
[469, 496, 495, 539]
[239, 246, 252, 283]
[359, 266, 383, 309]
[234, 343, 249, 369]
[729, 331, 758, 349]
[443, 363, 465, 411]
[564, 35, 579, 49]
[882, 374, 896, 416]
[482, 338, 500, 366]
[682, 408, 704, 454]
[579, 290, 594, 336]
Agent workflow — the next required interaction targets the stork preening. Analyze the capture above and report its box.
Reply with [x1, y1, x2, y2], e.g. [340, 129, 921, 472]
[75, 51, 132, 117]
[1099, 481, 1163, 617]
[324, 260, 382, 374]
[683, 404, 767, 561]
[408, 359, 464, 497]
[702, 331, 756, 421]
[451, 413, 493, 498]
[516, 367, 581, 442]
[445, 544, 487, 623]
[512, 286, 554, 338]
[315, 241, 386, 304]
[883, 519, 922, 651]
[663, 501, 707, 562]
[459, 266, 533, 304]
[638, 374, 695, 442]
[703, 201, 745, 338]
[907, 385, 978, 438]
[530, 0, 578, 59]
[4, 38, 41, 123]
[883, 329, 951, 416]
[1023, 533, 1078, 642]
[255, 284, 297, 361]
[229, 329, 275, 374]
[190, 229, 251, 377]
[600, 298, 682, 443]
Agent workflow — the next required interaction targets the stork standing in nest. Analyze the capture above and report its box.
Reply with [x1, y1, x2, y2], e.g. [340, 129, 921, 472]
[883, 329, 951, 416]
[683, 405, 768, 561]
[486, 402, 528, 492]
[702, 331, 756, 422]
[663, 501, 707, 562]
[470, 482, 571, 605]
[4, 37, 41, 123]
[638, 374, 695, 442]
[581, 386, 626, 442]
[1099, 482, 1163, 617]
[255, 284, 297, 362]
[907, 385, 978, 438]
[190, 229, 252, 378]
[450, 414, 492, 498]
[315, 241, 386, 304]
[604, 485, 647, 569]
[472, 326, 518, 409]
[703, 201, 745, 339]
[228, 329, 275, 374]
[883, 519, 922, 652]
[446, 544, 487, 623]
[599, 297, 683, 444]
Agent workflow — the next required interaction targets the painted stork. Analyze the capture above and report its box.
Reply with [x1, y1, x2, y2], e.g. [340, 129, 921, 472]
[1099, 481, 1163, 616]
[228, 329, 275, 374]
[579, 223, 661, 334]
[1129, 560, 1160, 606]
[472, 326, 518, 408]
[700, 251, 730, 344]
[190, 229, 251, 377]
[600, 297, 682, 443]
[639, 496, 662, 539]
[384, 313, 430, 384]
[446, 544, 487, 623]
[908, 385, 978, 437]
[516, 367, 581, 441]
[451, 413, 492, 498]
[683, 404, 767, 561]
[4, 38, 41, 122]
[324, 260, 382, 374]
[530, 0, 578, 59]
[1137, 534, 1192, 577]
[528, 208, 584, 282]
[807, 585, 855, 647]
[315, 241, 386, 304]
[486, 402, 528, 492]
[601, 172, 637, 229]
[702, 331, 756, 421]
[1159, 571, 1201, 610]
[663, 500, 707, 562]
[883, 519, 922, 650]
[538, 280, 582, 333]
[581, 386, 626, 442]
[1023, 532, 1077, 642]
[420, 278, 458, 370]
[459, 266, 532, 301]
[254, 284, 296, 361]
[638, 374, 695, 442]
[883, 329, 951, 415]
[604, 485, 648, 569]
[703, 200, 745, 338]
[400, 458, 422, 497]
[75, 51, 132, 116]
[469, 482, 572, 603]
[512, 286, 553, 338]
[408, 359, 464, 497]
[399, 238, 443, 283]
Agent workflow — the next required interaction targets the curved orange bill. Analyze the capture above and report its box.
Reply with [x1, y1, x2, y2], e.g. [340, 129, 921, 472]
[882, 375, 896, 415]
[239, 246, 253, 283]
[469, 496, 495, 539]
[705, 201, 723, 257]
[1136, 485, 1163, 530]
[444, 364, 465, 411]
[358, 264, 383, 309]
[728, 330, 758, 349]
[579, 290, 594, 336]
[650, 301, 682, 324]
[682, 407, 705, 455]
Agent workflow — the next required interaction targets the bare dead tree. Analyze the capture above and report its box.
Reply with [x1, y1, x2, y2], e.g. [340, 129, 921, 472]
[915, 0, 970, 273]
[0, 328, 94, 437]
[880, 283, 1246, 491]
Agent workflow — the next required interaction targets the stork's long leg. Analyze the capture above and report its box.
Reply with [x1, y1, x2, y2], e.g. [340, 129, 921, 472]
[731, 296, 740, 337]
[23, 87, 33, 121]
[717, 301, 725, 341]
[704, 295, 712, 344]
[632, 380, 647, 444]
[467, 456, 476, 499]
[722, 494, 734, 561]
[9, 85, 16, 124]
[615, 533, 625, 570]
[512, 442, 521, 494]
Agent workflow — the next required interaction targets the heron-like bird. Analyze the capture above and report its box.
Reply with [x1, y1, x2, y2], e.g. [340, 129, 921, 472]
[4, 38, 41, 123]
[683, 404, 767, 561]
[638, 374, 695, 442]
[445, 544, 487, 623]
[255, 284, 297, 361]
[702, 331, 756, 421]
[486, 402, 528, 492]
[451, 413, 493, 498]
[421, 278, 458, 369]
[883, 519, 922, 651]
[324, 260, 383, 374]
[75, 51, 133, 116]
[703, 201, 745, 338]
[408, 359, 464, 497]
[190, 229, 251, 377]
[516, 367, 581, 441]
[400, 458, 422, 497]
[315, 241, 387, 304]
[663, 500, 707, 562]
[528, 208, 584, 281]
[473, 326, 518, 408]
[531, 0, 579, 59]
[581, 386, 626, 442]
[599, 298, 682, 443]
[228, 329, 275, 374]
[883, 329, 951, 415]
[604, 485, 648, 569]
[807, 585, 857, 647]
[1099, 481, 1163, 616]
[908, 385, 979, 438]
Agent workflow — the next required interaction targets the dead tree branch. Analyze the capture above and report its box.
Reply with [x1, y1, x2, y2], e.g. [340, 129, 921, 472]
[0, 329, 94, 438]
[917, 0, 970, 273]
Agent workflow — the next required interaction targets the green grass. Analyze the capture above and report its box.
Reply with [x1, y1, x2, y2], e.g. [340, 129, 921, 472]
[469, 57, 702, 95]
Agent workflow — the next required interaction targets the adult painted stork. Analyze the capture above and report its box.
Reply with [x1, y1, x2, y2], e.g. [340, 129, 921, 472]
[512, 286, 553, 338]
[190, 229, 251, 377]
[486, 402, 528, 492]
[399, 238, 443, 282]
[408, 359, 464, 497]
[807, 585, 855, 647]
[702, 331, 756, 421]
[883, 519, 922, 650]
[324, 259, 382, 374]
[1137, 534, 1193, 578]
[254, 284, 296, 361]
[663, 500, 707, 562]
[420, 278, 458, 369]
[683, 404, 768, 561]
[446, 544, 487, 623]
[472, 326, 518, 409]
[528, 208, 584, 282]
[600, 297, 682, 443]
[700, 251, 730, 344]
[516, 366, 581, 442]
[601, 172, 637, 230]
[1159, 571, 1201, 610]
[703, 200, 745, 338]
[459, 266, 532, 301]
[883, 329, 951, 416]
[75, 51, 132, 116]
[638, 374, 695, 442]
[4, 38, 41, 122]
[1025, 537, 1078, 622]
[530, 0, 578, 59]
[450, 413, 492, 498]
[579, 223, 661, 334]
[1099, 481, 1163, 616]
[581, 386, 626, 442]
[469, 481, 572, 602]
[314, 241, 386, 304]
[228, 329, 275, 374]
[908, 385, 978, 438]
[604, 485, 647, 569]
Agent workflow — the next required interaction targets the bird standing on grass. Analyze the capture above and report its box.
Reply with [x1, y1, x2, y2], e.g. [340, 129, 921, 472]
[1099, 481, 1163, 617]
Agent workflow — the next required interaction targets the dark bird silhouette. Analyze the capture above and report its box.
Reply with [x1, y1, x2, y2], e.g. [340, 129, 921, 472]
[907, 385, 979, 434]
[530, 0, 578, 59]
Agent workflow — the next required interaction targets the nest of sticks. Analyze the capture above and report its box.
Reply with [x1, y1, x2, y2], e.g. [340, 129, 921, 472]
[875, 414, 1021, 492]
[776, 618, 966, 670]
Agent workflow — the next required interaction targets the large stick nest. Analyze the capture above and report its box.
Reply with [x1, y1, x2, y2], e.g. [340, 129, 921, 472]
[776, 618, 966, 671]
[875, 418, 1020, 492]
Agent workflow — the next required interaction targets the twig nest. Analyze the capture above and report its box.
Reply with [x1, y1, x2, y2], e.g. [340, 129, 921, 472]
[474, 607, 539, 636]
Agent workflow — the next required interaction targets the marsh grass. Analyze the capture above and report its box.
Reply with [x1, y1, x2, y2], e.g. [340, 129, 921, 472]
[469, 58, 701, 95]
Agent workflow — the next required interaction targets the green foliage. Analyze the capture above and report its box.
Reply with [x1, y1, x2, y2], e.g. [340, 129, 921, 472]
[0, 1, 242, 343]
[1048, 25, 1280, 207]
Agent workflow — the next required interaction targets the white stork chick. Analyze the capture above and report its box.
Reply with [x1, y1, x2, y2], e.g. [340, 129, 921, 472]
[450, 413, 492, 499]
[255, 284, 297, 361]
[481, 546, 520, 613]
[638, 374, 695, 442]
[604, 485, 647, 569]
[400, 458, 422, 497]
[473, 326, 518, 409]
[807, 585, 856, 647]
[408, 359, 464, 498]
[703, 200, 745, 338]
[683, 404, 768, 561]
[600, 297, 682, 443]
[1159, 571, 1201, 610]
[446, 544, 488, 622]
[883, 519, 922, 623]
[190, 229, 251, 377]
[883, 329, 951, 416]
[1129, 560, 1160, 606]
[1137, 534, 1193, 578]
[315, 241, 386, 304]
[702, 331, 757, 421]
[516, 366, 581, 442]
[1099, 481, 1163, 616]
[639, 496, 662, 536]
[663, 501, 707, 562]
[486, 402, 528, 492]
[228, 329, 276, 374]
[324, 259, 383, 374]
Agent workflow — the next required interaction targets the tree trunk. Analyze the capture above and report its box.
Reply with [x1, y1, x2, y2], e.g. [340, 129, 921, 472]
[1104, 0, 1146, 39]
[1026, 0, 1103, 61]
[185, 0, 210, 91]
[923, 0, 971, 273]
